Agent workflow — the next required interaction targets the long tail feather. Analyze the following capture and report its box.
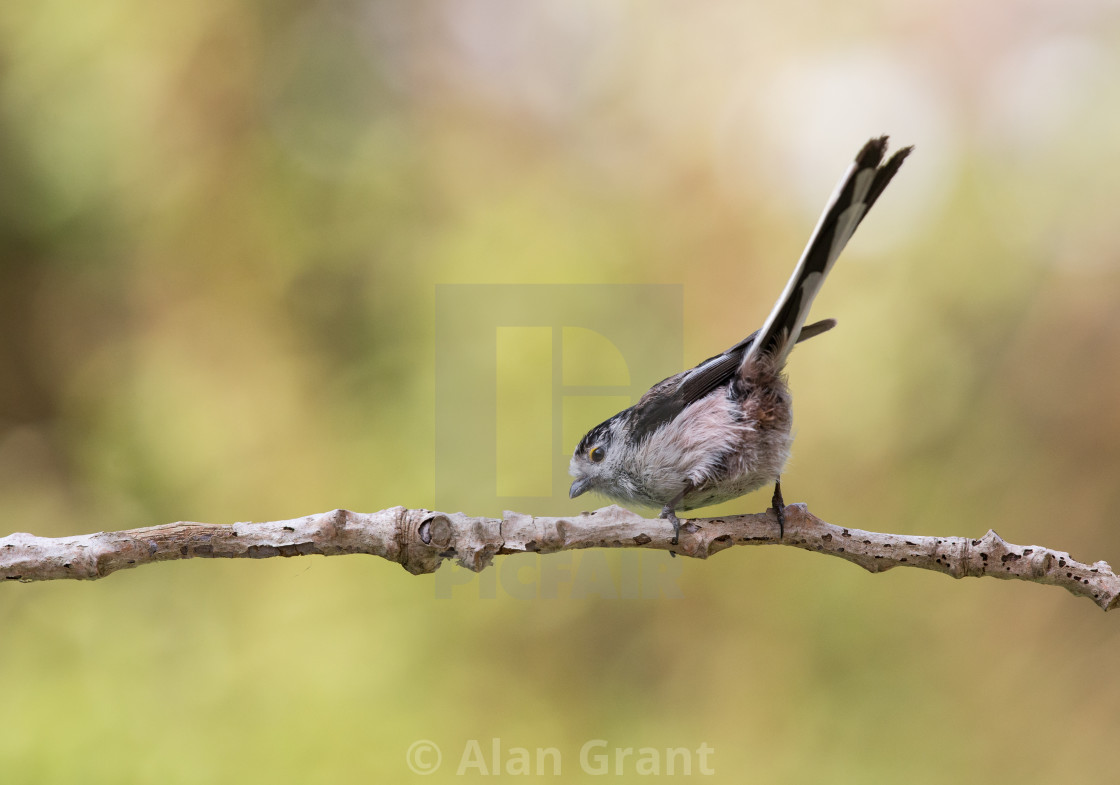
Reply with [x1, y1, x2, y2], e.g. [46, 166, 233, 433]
[742, 136, 912, 370]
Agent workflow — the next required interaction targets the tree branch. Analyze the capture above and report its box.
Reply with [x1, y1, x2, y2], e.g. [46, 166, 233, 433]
[1, 504, 1116, 610]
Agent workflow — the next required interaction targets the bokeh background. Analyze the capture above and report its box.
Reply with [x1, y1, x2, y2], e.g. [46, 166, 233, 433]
[3, 1, 1120, 782]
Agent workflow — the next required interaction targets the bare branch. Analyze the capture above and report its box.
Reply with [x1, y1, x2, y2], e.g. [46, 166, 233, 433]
[2, 504, 1116, 610]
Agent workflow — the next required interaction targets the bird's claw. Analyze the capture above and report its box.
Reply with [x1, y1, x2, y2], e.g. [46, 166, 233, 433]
[771, 479, 786, 540]
[660, 505, 682, 551]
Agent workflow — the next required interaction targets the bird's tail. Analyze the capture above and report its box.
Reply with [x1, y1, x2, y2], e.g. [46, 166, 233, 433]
[742, 136, 911, 370]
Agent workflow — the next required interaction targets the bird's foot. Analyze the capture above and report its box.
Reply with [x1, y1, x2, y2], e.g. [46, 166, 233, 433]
[771, 479, 786, 540]
[659, 505, 682, 548]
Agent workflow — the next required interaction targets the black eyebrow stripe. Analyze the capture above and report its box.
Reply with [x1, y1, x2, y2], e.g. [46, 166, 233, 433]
[575, 416, 619, 454]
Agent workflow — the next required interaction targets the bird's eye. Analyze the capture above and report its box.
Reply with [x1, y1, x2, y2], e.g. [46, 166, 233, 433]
[589, 447, 605, 463]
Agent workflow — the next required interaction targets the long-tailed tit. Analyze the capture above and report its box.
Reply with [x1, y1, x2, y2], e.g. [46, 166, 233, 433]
[569, 136, 911, 544]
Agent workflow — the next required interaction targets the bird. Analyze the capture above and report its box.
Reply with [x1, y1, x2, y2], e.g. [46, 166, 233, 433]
[568, 136, 911, 545]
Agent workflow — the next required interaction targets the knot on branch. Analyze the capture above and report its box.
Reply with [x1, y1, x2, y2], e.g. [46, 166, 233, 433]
[398, 510, 501, 576]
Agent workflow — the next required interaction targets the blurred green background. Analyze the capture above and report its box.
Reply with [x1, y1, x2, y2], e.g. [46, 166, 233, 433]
[3, 1, 1120, 782]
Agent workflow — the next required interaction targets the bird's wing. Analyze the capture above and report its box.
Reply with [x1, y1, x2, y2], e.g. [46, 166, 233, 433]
[625, 318, 835, 442]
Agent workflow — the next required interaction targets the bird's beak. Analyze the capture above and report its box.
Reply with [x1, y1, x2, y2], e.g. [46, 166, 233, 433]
[569, 477, 595, 499]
